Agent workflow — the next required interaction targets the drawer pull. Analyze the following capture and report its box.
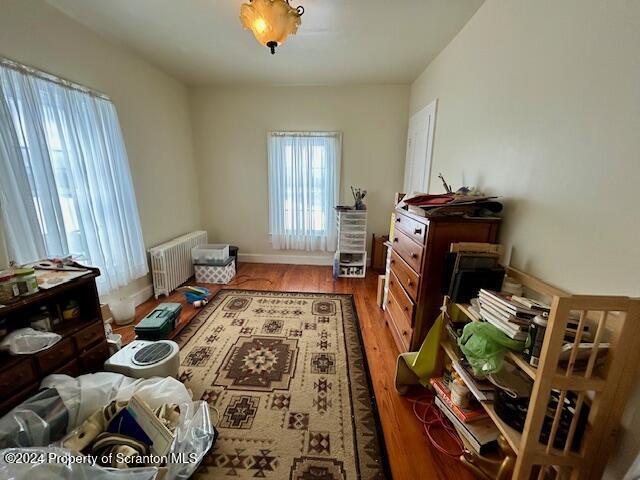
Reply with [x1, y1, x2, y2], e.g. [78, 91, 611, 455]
[396, 217, 401, 222]
[414, 228, 422, 235]
[407, 280, 414, 286]
[393, 237, 399, 243]
[411, 253, 418, 259]
[404, 306, 409, 312]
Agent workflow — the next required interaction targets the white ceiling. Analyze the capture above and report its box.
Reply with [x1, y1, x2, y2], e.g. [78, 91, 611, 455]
[47, 0, 484, 86]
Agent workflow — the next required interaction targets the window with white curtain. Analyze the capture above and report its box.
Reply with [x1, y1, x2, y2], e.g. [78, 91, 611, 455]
[268, 132, 341, 251]
[0, 59, 148, 294]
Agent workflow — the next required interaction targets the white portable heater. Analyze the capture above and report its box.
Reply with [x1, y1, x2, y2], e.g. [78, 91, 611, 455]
[104, 340, 180, 379]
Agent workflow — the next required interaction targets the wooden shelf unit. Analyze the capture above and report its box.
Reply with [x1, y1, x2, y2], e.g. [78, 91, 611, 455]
[455, 302, 538, 380]
[441, 338, 523, 454]
[439, 266, 640, 480]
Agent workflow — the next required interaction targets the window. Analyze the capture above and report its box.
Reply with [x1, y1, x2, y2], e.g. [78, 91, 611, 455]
[0, 61, 147, 294]
[268, 132, 341, 251]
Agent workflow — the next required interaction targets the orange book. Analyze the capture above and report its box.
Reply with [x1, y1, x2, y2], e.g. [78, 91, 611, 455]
[429, 377, 488, 423]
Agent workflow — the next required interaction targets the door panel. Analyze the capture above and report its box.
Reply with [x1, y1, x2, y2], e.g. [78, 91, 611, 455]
[403, 99, 437, 194]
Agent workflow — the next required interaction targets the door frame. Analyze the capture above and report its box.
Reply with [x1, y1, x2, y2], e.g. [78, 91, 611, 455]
[404, 98, 438, 194]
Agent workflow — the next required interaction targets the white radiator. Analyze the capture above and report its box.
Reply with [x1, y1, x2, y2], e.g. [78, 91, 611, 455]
[149, 231, 208, 298]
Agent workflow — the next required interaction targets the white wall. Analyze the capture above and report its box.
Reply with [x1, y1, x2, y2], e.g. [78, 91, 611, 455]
[409, 0, 640, 476]
[410, 0, 640, 298]
[190, 85, 409, 261]
[0, 0, 202, 296]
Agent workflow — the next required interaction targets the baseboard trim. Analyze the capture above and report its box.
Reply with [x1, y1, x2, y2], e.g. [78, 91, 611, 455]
[238, 253, 334, 266]
[131, 284, 154, 306]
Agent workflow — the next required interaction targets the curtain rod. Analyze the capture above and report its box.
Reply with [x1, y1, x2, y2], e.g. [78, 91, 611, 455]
[0, 57, 111, 101]
[269, 131, 342, 137]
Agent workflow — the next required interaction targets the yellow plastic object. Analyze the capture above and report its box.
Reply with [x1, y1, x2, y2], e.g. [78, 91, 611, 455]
[395, 313, 444, 395]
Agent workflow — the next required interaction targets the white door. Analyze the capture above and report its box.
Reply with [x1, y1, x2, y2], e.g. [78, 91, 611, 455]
[403, 99, 437, 194]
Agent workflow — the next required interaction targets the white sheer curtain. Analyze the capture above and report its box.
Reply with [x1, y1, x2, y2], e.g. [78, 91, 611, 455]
[268, 132, 341, 251]
[0, 61, 148, 294]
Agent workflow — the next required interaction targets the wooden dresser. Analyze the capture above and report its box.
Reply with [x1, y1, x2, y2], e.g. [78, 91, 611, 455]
[385, 209, 500, 352]
[0, 270, 109, 415]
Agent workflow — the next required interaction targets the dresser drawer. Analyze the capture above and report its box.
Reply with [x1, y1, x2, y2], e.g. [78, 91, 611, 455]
[54, 359, 81, 378]
[395, 212, 427, 244]
[386, 290, 412, 352]
[392, 228, 424, 272]
[73, 321, 105, 352]
[36, 337, 75, 375]
[386, 310, 409, 353]
[0, 359, 38, 398]
[0, 385, 39, 417]
[390, 250, 420, 302]
[388, 269, 415, 327]
[80, 341, 110, 373]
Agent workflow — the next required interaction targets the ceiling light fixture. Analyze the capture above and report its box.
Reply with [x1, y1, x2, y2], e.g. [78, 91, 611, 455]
[240, 0, 304, 55]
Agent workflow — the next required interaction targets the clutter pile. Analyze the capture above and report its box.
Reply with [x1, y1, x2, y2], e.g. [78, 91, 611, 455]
[0, 372, 217, 479]
[398, 173, 502, 218]
[64, 395, 180, 468]
[398, 192, 503, 218]
[179, 286, 210, 308]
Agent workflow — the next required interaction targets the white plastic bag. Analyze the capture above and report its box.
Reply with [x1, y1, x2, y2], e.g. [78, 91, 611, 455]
[41, 372, 193, 431]
[0, 373, 216, 480]
[0, 328, 61, 355]
[0, 447, 158, 480]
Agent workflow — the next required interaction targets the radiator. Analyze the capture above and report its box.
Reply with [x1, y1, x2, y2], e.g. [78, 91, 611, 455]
[149, 230, 208, 298]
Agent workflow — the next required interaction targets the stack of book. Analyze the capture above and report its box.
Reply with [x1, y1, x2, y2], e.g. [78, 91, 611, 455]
[477, 289, 549, 341]
[430, 377, 499, 454]
[430, 377, 488, 423]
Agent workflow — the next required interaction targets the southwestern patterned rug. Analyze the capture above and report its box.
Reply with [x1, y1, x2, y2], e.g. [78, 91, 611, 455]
[174, 289, 388, 479]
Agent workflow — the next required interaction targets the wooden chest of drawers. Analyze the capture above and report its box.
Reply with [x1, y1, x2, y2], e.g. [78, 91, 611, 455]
[0, 270, 109, 415]
[385, 210, 500, 352]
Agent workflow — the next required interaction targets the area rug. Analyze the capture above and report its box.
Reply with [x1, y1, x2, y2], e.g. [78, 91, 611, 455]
[175, 289, 388, 479]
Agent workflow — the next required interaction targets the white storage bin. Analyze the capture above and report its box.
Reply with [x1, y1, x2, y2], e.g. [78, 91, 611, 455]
[192, 243, 230, 265]
[195, 259, 236, 284]
[335, 209, 368, 278]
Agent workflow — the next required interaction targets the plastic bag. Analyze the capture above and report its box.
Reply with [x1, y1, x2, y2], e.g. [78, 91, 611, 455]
[0, 447, 158, 480]
[41, 372, 194, 430]
[458, 322, 525, 375]
[0, 328, 61, 355]
[0, 373, 216, 480]
[0, 388, 68, 449]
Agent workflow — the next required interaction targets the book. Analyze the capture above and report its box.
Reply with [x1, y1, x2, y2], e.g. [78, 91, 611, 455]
[478, 291, 539, 320]
[479, 289, 541, 317]
[479, 308, 529, 341]
[478, 299, 531, 328]
[430, 377, 488, 423]
[435, 396, 499, 455]
[510, 295, 551, 312]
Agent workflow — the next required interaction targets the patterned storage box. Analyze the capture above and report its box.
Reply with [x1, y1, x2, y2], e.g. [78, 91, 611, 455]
[194, 259, 235, 284]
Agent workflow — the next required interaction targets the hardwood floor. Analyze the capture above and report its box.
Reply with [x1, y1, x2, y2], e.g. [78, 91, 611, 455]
[113, 263, 475, 480]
